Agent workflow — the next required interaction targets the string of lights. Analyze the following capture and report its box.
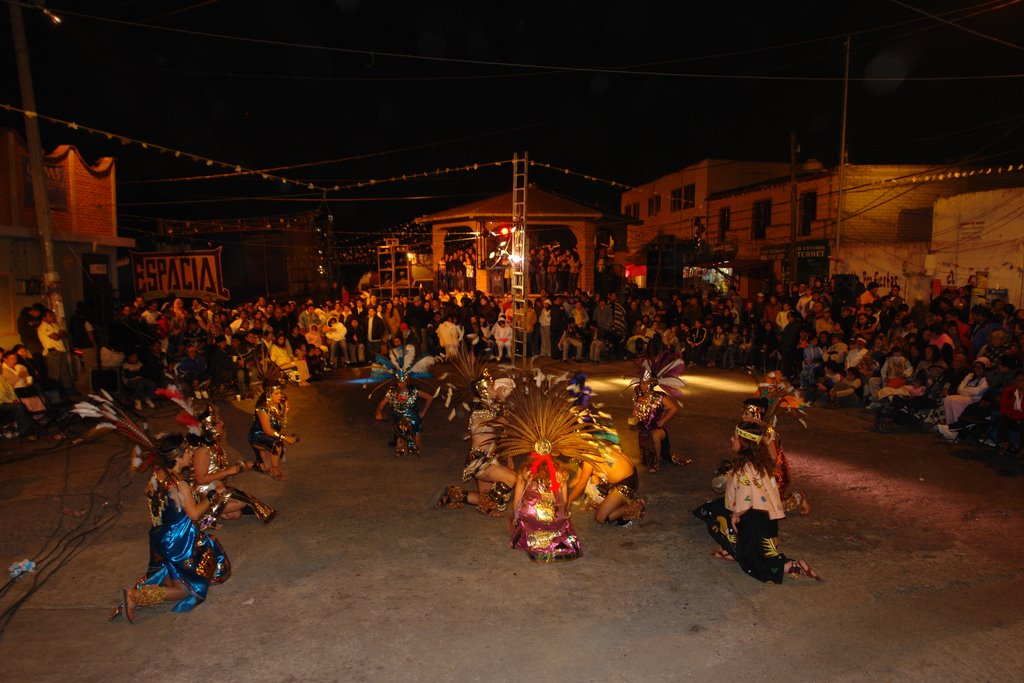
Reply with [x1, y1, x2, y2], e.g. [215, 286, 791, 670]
[0, 102, 329, 191]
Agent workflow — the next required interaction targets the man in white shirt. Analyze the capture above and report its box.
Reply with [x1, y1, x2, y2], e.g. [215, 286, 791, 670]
[38, 309, 73, 391]
[844, 336, 869, 371]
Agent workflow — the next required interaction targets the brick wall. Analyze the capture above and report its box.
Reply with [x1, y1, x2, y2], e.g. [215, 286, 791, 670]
[0, 129, 115, 238]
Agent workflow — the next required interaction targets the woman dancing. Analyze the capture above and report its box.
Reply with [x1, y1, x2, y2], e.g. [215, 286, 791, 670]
[369, 345, 435, 457]
[113, 434, 232, 621]
[630, 352, 686, 473]
[693, 420, 821, 584]
[249, 381, 297, 480]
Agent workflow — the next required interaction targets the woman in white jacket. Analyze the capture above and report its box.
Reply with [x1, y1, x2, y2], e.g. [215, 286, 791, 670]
[937, 357, 990, 440]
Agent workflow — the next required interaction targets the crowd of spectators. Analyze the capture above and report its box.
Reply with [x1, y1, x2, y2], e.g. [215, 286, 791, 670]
[4, 272, 1023, 457]
[438, 246, 476, 292]
[528, 243, 581, 295]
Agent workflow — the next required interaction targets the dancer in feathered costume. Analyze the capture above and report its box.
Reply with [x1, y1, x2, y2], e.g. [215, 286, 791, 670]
[173, 396, 277, 526]
[693, 395, 821, 583]
[565, 374, 646, 526]
[629, 351, 687, 473]
[433, 349, 517, 515]
[370, 344, 436, 457]
[745, 372, 811, 515]
[248, 364, 298, 480]
[494, 377, 613, 563]
[71, 397, 231, 620]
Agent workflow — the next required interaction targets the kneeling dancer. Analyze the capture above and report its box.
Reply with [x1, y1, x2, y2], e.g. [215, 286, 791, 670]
[434, 370, 517, 515]
[694, 419, 821, 583]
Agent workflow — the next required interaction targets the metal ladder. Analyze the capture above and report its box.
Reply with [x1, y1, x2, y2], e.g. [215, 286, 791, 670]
[510, 152, 529, 366]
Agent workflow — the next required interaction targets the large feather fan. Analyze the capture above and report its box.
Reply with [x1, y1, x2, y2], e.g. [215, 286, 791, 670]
[71, 390, 158, 471]
[494, 378, 613, 467]
[434, 347, 493, 421]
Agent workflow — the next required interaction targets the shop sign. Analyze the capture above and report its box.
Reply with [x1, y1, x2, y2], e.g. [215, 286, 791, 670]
[759, 240, 830, 260]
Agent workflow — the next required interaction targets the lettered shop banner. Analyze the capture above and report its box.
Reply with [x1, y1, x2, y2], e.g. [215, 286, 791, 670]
[131, 248, 230, 301]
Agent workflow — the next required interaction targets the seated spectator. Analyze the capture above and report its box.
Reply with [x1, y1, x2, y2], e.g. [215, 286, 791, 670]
[996, 370, 1024, 455]
[707, 324, 727, 368]
[121, 351, 158, 410]
[823, 333, 848, 366]
[866, 346, 914, 405]
[829, 367, 863, 408]
[556, 322, 582, 361]
[491, 316, 514, 362]
[799, 334, 825, 390]
[207, 336, 245, 395]
[586, 322, 605, 363]
[0, 371, 34, 439]
[176, 344, 210, 398]
[685, 319, 708, 365]
[937, 357, 991, 440]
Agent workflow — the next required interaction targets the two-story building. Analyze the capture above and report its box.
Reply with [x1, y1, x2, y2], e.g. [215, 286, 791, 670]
[623, 158, 1024, 301]
[0, 129, 133, 348]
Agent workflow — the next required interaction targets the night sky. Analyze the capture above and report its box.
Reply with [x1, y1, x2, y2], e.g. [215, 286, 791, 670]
[2, 0, 1023, 242]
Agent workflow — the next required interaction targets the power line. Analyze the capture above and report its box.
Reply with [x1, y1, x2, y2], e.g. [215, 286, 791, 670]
[888, 0, 1024, 51]
[14, 1, 1024, 82]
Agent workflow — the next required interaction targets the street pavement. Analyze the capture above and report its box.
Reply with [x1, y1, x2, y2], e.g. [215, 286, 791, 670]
[1, 359, 1023, 682]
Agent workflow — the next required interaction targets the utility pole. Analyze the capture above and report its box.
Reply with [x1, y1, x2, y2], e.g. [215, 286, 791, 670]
[835, 35, 851, 274]
[9, 1, 65, 324]
[788, 132, 799, 284]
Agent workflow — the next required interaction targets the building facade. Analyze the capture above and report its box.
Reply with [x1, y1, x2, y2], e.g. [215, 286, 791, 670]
[623, 157, 1024, 299]
[0, 129, 133, 349]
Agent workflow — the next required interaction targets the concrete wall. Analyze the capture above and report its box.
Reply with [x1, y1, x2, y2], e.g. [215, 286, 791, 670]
[840, 241, 933, 304]
[930, 187, 1024, 307]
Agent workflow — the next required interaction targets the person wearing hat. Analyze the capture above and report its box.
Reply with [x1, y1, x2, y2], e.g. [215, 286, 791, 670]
[937, 357, 991, 441]
[845, 336, 869, 371]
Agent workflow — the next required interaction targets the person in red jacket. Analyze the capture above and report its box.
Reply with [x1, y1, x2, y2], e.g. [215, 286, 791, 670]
[997, 370, 1024, 456]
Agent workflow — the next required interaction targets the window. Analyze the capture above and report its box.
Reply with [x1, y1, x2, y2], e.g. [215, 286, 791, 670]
[622, 201, 640, 218]
[670, 188, 682, 212]
[799, 191, 817, 236]
[683, 183, 696, 209]
[718, 206, 731, 242]
[752, 199, 771, 239]
[647, 194, 662, 217]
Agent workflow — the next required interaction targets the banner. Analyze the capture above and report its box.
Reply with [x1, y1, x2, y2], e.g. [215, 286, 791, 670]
[131, 248, 230, 301]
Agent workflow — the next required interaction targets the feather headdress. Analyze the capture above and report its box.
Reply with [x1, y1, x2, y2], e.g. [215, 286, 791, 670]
[435, 347, 493, 421]
[630, 351, 687, 398]
[567, 373, 619, 445]
[494, 377, 613, 469]
[366, 344, 437, 397]
[250, 353, 287, 391]
[737, 370, 809, 444]
[71, 390, 158, 471]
